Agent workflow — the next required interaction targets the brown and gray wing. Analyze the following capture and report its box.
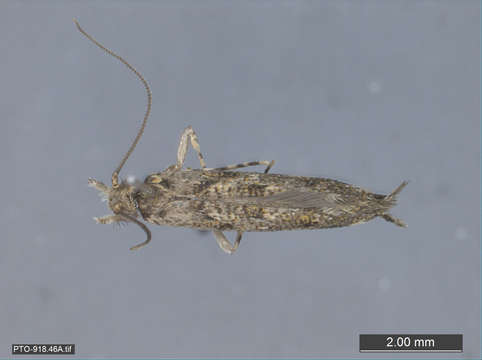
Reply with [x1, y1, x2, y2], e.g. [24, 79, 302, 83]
[237, 190, 351, 214]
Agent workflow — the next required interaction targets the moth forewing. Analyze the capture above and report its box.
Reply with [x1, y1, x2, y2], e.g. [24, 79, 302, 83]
[139, 169, 407, 232]
[77, 20, 407, 254]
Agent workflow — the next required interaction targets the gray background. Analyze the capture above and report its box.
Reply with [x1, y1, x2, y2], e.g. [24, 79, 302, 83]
[1, 0, 480, 358]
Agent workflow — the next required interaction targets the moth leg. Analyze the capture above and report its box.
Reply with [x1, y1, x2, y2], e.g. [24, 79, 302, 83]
[264, 160, 274, 173]
[94, 215, 124, 224]
[176, 126, 207, 169]
[381, 214, 407, 228]
[208, 160, 275, 174]
[213, 230, 243, 254]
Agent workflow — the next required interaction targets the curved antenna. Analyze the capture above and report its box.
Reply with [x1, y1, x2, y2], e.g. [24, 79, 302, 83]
[119, 213, 152, 250]
[74, 19, 152, 188]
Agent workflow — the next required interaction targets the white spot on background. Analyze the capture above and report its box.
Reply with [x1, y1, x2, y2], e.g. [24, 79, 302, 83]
[368, 80, 382, 94]
[455, 226, 468, 240]
[126, 175, 136, 184]
[378, 276, 391, 292]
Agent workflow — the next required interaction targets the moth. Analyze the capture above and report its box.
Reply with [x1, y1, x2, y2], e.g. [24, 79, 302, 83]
[76, 20, 407, 254]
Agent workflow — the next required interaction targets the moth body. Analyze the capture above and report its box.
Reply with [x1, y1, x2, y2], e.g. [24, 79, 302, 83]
[137, 169, 407, 232]
[76, 20, 407, 254]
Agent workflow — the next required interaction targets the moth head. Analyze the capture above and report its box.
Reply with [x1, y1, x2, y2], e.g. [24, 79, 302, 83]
[88, 178, 138, 218]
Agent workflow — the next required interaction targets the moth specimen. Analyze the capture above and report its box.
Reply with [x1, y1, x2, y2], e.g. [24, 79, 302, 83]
[76, 20, 407, 254]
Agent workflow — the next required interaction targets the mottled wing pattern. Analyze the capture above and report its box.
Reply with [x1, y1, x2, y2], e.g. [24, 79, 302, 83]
[236, 190, 346, 212]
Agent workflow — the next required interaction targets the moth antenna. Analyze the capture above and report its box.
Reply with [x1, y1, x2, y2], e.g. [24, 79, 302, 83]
[74, 19, 152, 188]
[119, 213, 152, 250]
